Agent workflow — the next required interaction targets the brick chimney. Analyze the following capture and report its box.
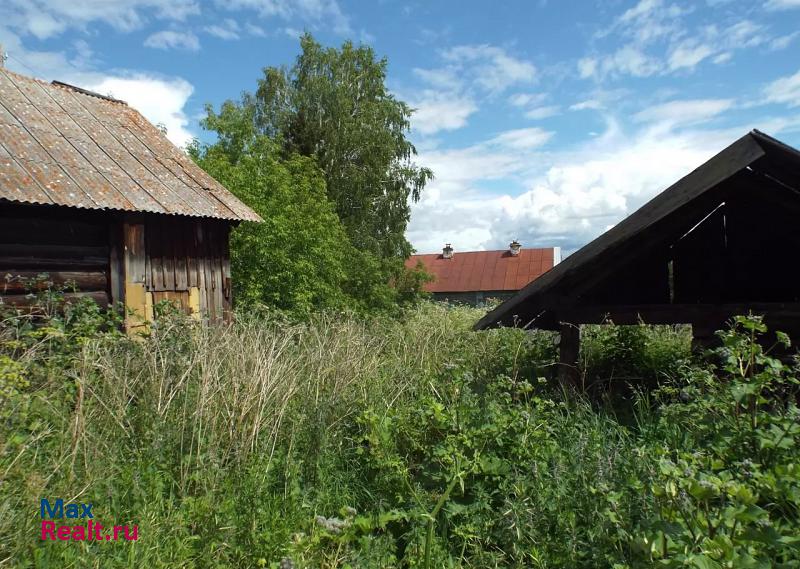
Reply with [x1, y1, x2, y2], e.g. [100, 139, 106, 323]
[509, 239, 521, 256]
[442, 243, 454, 259]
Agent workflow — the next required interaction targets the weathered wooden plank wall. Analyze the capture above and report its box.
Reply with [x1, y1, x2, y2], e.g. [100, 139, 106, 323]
[144, 216, 232, 321]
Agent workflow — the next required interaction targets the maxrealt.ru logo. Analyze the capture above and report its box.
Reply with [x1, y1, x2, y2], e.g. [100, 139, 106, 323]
[40, 499, 138, 542]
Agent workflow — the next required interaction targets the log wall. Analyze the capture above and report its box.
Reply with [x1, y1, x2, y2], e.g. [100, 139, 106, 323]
[0, 203, 111, 307]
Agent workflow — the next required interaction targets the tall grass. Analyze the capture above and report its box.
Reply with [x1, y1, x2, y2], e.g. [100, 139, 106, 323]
[1, 302, 552, 566]
[1, 302, 796, 568]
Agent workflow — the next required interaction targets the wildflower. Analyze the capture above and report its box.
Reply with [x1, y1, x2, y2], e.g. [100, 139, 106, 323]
[315, 515, 350, 534]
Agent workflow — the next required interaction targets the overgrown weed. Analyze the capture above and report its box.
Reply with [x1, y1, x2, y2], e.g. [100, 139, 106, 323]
[1, 298, 798, 568]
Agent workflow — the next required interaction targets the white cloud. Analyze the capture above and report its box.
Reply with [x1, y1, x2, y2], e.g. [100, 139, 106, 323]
[219, 0, 352, 35]
[523, 105, 561, 120]
[508, 93, 559, 120]
[144, 30, 200, 51]
[725, 20, 767, 48]
[612, 0, 687, 45]
[581, 3, 769, 80]
[204, 19, 241, 40]
[408, 44, 536, 135]
[410, 92, 478, 135]
[283, 27, 302, 39]
[578, 58, 598, 79]
[633, 99, 735, 127]
[440, 44, 536, 93]
[667, 40, 714, 71]
[765, 0, 800, 9]
[412, 67, 463, 92]
[245, 23, 267, 36]
[666, 21, 765, 72]
[0, 0, 198, 39]
[763, 69, 800, 107]
[570, 99, 604, 111]
[713, 52, 733, 64]
[484, 128, 728, 253]
[489, 127, 553, 150]
[407, 128, 554, 252]
[407, 117, 800, 255]
[509, 93, 548, 107]
[580, 46, 660, 79]
[770, 31, 800, 50]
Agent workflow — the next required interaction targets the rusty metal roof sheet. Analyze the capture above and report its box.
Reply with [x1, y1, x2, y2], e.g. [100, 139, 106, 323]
[406, 247, 557, 293]
[0, 68, 262, 222]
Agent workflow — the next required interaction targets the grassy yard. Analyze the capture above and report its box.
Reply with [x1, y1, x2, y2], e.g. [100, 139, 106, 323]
[1, 300, 798, 568]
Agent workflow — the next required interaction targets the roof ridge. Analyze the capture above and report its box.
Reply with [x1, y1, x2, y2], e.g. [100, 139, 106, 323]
[411, 246, 554, 256]
[50, 80, 127, 105]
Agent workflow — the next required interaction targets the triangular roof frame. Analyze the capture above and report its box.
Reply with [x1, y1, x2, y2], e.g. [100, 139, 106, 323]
[475, 130, 800, 330]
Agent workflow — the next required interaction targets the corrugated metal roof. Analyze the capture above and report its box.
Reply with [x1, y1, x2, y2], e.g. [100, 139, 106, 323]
[406, 247, 556, 293]
[0, 68, 262, 222]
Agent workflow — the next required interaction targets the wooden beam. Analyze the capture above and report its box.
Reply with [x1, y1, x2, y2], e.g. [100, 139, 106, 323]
[560, 302, 800, 326]
[0, 291, 109, 308]
[122, 221, 146, 284]
[108, 221, 123, 307]
[122, 220, 148, 333]
[0, 270, 107, 294]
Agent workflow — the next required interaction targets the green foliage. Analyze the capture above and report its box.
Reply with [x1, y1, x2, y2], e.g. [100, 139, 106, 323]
[191, 135, 352, 315]
[581, 323, 693, 392]
[197, 33, 432, 314]
[251, 33, 432, 260]
[633, 315, 800, 568]
[1, 301, 799, 568]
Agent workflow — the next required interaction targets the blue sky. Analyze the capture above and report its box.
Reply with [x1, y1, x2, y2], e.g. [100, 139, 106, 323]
[2, 0, 799, 255]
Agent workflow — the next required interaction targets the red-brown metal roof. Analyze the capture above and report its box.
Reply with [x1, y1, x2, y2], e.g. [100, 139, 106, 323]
[406, 247, 557, 293]
[0, 68, 262, 222]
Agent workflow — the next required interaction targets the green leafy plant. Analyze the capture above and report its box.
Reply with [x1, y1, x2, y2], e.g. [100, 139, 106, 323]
[636, 315, 800, 568]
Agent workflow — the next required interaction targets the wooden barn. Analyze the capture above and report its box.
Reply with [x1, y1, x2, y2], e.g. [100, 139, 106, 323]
[476, 130, 800, 386]
[406, 242, 560, 305]
[0, 68, 262, 329]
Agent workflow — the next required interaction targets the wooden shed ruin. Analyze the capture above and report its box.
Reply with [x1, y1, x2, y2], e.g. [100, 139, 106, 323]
[0, 68, 262, 329]
[475, 130, 800, 386]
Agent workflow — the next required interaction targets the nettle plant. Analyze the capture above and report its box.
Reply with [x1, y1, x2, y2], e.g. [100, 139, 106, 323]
[636, 316, 800, 568]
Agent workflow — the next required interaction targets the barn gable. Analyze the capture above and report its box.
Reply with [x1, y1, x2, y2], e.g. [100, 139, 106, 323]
[476, 130, 800, 330]
[474, 130, 800, 384]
